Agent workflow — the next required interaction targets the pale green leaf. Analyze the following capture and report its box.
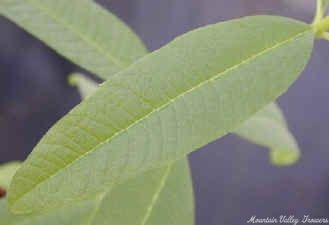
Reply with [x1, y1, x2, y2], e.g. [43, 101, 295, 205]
[0, 162, 21, 190]
[1, 160, 194, 225]
[9, 16, 314, 212]
[235, 103, 300, 166]
[0, 0, 147, 80]
[66, 22, 301, 168]
[0, 0, 301, 162]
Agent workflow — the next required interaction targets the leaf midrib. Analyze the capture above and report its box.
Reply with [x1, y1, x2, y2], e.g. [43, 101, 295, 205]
[12, 27, 311, 206]
[27, 0, 128, 69]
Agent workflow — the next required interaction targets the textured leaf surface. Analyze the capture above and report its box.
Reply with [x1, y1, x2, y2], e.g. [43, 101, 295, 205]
[0, 0, 302, 161]
[9, 16, 314, 212]
[235, 103, 300, 166]
[1, 160, 193, 225]
[0, 0, 147, 80]
[70, 74, 300, 167]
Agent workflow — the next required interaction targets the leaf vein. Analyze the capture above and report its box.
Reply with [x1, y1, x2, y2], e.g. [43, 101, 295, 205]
[11, 28, 311, 205]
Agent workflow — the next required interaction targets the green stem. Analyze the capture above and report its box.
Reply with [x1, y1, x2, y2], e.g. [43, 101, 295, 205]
[313, 16, 329, 35]
[312, 0, 329, 40]
[313, 0, 324, 24]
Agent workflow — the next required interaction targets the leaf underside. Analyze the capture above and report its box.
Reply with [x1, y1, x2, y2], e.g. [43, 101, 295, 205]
[0, 2, 307, 225]
[0, 0, 301, 167]
[7, 15, 313, 213]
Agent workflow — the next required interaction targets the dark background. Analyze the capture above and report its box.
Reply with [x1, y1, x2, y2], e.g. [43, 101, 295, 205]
[1, 1, 329, 224]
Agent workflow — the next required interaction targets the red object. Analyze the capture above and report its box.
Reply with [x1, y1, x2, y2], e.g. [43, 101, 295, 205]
[0, 187, 6, 198]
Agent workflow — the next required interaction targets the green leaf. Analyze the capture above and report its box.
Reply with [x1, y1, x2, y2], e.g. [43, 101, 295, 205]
[1, 159, 193, 225]
[234, 103, 300, 166]
[0, 162, 21, 190]
[0, 0, 147, 80]
[8, 15, 314, 213]
[0, 0, 301, 162]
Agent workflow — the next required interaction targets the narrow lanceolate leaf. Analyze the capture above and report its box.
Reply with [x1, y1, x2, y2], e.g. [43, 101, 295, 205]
[0, 0, 147, 80]
[1, 160, 193, 225]
[235, 103, 300, 166]
[9, 16, 314, 212]
[0, 0, 301, 162]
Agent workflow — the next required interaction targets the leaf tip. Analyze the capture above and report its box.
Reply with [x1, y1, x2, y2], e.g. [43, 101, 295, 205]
[68, 74, 79, 87]
[270, 148, 300, 166]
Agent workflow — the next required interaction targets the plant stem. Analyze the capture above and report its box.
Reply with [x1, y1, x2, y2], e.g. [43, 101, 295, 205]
[313, 16, 329, 35]
[313, 0, 324, 24]
[312, 0, 329, 41]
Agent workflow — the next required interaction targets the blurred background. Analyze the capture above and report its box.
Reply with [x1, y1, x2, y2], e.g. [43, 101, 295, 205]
[0, 0, 329, 224]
